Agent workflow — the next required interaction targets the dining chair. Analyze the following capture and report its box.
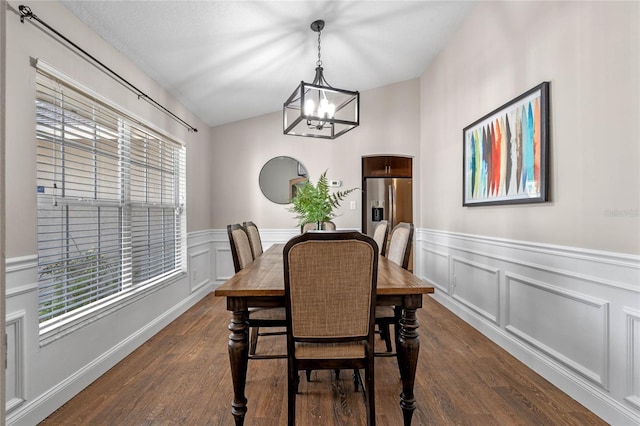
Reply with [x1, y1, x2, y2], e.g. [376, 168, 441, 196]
[227, 223, 253, 272]
[376, 222, 414, 354]
[243, 221, 263, 259]
[372, 220, 389, 256]
[386, 222, 414, 269]
[283, 231, 378, 426]
[301, 223, 316, 233]
[301, 221, 336, 233]
[227, 223, 286, 359]
[323, 221, 336, 230]
[242, 220, 286, 354]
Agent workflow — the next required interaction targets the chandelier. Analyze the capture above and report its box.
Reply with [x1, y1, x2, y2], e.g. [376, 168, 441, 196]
[283, 20, 359, 139]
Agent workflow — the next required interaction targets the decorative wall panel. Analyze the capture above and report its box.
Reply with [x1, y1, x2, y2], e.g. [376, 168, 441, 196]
[215, 247, 234, 282]
[188, 248, 211, 292]
[420, 246, 450, 294]
[625, 308, 640, 410]
[5, 312, 25, 413]
[505, 273, 609, 388]
[451, 256, 500, 324]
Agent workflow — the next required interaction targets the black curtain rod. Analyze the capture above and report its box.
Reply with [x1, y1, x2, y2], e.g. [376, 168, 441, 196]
[18, 4, 198, 133]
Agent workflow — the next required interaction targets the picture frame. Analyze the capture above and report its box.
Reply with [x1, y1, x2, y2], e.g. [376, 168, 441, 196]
[463, 82, 550, 206]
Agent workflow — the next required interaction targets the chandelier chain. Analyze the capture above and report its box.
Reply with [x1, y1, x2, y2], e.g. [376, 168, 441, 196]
[316, 30, 322, 67]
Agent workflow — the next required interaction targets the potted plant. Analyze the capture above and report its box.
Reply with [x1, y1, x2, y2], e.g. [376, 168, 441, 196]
[288, 170, 358, 230]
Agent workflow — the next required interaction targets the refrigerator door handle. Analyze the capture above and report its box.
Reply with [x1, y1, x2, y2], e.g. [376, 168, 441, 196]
[388, 184, 395, 228]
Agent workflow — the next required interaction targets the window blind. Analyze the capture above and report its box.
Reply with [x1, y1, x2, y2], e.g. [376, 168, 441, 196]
[35, 65, 186, 329]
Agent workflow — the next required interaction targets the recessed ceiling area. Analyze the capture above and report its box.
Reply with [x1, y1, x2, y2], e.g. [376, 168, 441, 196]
[60, 1, 476, 128]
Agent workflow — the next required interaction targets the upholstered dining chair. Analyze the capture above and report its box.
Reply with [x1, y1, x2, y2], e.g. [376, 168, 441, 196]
[385, 222, 414, 269]
[283, 231, 378, 426]
[227, 223, 253, 272]
[227, 224, 286, 359]
[372, 220, 389, 256]
[243, 221, 263, 259]
[301, 223, 316, 233]
[323, 221, 336, 230]
[301, 221, 336, 233]
[376, 222, 414, 354]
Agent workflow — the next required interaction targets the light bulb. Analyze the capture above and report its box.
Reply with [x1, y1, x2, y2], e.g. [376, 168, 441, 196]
[318, 98, 329, 117]
[326, 103, 336, 118]
[304, 99, 315, 116]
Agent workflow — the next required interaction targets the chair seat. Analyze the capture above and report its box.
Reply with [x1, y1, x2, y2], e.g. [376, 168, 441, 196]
[375, 306, 395, 318]
[295, 341, 366, 359]
[249, 307, 286, 321]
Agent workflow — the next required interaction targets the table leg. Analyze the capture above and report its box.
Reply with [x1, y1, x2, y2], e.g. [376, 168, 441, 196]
[228, 307, 249, 425]
[397, 302, 420, 426]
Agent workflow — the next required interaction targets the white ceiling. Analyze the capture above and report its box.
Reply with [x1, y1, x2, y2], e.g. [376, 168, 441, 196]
[60, 1, 476, 128]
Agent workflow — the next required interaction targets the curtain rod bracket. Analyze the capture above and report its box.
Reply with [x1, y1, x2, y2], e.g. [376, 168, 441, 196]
[19, 4, 34, 23]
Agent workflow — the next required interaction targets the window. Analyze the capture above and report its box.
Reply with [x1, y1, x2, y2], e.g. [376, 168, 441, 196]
[35, 64, 186, 340]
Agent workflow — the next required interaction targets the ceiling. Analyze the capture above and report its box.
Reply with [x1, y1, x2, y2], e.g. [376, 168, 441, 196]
[60, 1, 476, 128]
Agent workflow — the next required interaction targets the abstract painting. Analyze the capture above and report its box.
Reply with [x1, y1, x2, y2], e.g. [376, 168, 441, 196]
[463, 82, 550, 206]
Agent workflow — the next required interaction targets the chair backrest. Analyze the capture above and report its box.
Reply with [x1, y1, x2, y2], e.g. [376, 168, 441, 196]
[386, 222, 414, 270]
[301, 223, 316, 233]
[323, 221, 336, 230]
[300, 221, 336, 233]
[372, 220, 389, 256]
[283, 231, 378, 342]
[243, 221, 263, 259]
[227, 224, 253, 273]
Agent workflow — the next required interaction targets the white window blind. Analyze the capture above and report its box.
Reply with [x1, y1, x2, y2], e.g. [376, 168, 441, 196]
[35, 65, 186, 332]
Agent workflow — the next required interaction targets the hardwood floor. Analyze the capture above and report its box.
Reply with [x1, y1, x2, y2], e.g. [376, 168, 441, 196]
[40, 293, 606, 425]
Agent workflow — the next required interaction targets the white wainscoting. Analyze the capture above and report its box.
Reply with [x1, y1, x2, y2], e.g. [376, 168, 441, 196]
[415, 229, 640, 425]
[8, 227, 637, 425]
[4, 230, 227, 425]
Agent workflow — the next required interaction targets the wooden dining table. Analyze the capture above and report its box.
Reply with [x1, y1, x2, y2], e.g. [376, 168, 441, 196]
[214, 243, 435, 425]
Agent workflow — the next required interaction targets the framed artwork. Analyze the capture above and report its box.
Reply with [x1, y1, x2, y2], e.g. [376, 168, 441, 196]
[463, 82, 550, 206]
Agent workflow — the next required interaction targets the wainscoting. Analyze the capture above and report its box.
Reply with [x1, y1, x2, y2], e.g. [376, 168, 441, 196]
[5, 227, 639, 424]
[415, 229, 640, 425]
[4, 231, 220, 425]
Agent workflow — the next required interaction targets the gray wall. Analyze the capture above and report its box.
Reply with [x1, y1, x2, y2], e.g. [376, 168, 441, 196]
[210, 78, 421, 230]
[419, 0, 639, 255]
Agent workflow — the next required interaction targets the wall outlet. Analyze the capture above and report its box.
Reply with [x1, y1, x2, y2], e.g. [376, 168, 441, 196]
[350, 201, 357, 210]
[329, 180, 342, 187]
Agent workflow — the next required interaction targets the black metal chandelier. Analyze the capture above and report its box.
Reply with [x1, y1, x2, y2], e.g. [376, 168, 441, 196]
[283, 20, 360, 139]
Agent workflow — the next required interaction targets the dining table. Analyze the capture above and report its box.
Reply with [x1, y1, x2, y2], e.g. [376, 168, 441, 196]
[214, 242, 435, 425]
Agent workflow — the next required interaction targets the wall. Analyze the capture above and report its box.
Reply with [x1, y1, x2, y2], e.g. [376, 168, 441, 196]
[4, 1, 215, 423]
[419, 0, 639, 255]
[1, 0, 8, 421]
[416, 2, 640, 424]
[209, 78, 421, 230]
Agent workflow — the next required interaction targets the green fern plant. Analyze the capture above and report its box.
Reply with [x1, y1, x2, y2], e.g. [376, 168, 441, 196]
[288, 170, 358, 229]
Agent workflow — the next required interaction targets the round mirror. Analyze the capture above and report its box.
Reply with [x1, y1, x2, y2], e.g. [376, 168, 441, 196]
[259, 156, 308, 204]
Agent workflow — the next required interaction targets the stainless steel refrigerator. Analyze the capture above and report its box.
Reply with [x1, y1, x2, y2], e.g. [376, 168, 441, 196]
[364, 177, 413, 238]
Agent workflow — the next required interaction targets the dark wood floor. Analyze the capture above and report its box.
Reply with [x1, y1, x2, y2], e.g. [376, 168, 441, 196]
[40, 293, 606, 425]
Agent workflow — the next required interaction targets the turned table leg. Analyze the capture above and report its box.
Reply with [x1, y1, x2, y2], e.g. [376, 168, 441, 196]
[396, 295, 421, 426]
[227, 299, 249, 425]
